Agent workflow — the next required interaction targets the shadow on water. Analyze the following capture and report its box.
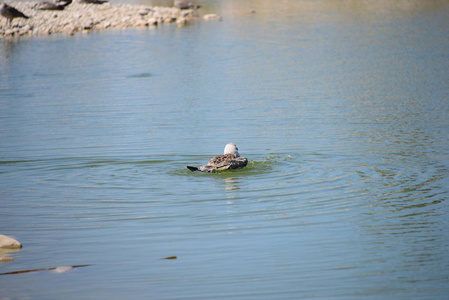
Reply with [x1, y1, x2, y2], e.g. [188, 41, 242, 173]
[126, 72, 153, 78]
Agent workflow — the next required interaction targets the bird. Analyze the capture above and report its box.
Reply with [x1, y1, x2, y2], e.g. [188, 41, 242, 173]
[0, 2, 29, 27]
[174, 0, 201, 10]
[34, 0, 72, 11]
[187, 143, 248, 173]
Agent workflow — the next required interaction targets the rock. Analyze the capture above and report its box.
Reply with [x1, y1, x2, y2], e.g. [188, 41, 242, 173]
[136, 19, 148, 27]
[0, 1, 201, 37]
[138, 7, 152, 16]
[64, 23, 76, 35]
[148, 17, 158, 26]
[203, 14, 221, 20]
[19, 24, 31, 35]
[164, 17, 175, 24]
[176, 17, 187, 26]
[5, 28, 17, 36]
[83, 21, 93, 30]
[0, 235, 22, 249]
[21, 24, 31, 31]
[53, 266, 74, 273]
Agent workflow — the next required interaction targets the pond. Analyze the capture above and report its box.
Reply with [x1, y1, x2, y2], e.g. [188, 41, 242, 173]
[1, 0, 448, 299]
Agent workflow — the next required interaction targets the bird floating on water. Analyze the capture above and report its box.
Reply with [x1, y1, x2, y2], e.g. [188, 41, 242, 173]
[0, 2, 29, 27]
[187, 143, 248, 173]
[174, 0, 201, 10]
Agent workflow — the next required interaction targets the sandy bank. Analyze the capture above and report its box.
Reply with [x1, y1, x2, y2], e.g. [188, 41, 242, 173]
[1, 1, 202, 38]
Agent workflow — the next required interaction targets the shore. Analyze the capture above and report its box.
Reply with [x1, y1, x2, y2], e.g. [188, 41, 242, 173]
[0, 1, 208, 38]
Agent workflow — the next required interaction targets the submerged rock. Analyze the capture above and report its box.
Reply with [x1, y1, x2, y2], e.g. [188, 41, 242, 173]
[203, 14, 221, 21]
[0, 248, 21, 263]
[0, 235, 21, 262]
[0, 256, 15, 263]
[53, 266, 74, 273]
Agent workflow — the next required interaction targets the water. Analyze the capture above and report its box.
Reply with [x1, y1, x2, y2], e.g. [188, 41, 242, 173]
[1, 0, 449, 299]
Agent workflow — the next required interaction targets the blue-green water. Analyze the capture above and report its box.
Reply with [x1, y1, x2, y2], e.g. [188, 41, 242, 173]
[1, 0, 449, 299]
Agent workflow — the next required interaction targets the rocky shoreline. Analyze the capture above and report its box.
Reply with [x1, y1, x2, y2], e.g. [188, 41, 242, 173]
[0, 1, 211, 38]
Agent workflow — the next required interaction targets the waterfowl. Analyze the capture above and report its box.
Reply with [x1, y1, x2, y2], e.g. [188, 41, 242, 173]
[187, 143, 248, 173]
[0, 3, 29, 27]
[34, 0, 72, 11]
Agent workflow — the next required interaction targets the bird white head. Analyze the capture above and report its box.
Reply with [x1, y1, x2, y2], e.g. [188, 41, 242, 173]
[223, 142, 240, 157]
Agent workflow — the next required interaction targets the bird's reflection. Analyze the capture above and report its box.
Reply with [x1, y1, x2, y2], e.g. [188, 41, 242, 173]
[224, 176, 240, 191]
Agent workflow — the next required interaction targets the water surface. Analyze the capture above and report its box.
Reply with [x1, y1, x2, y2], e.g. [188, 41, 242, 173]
[1, 0, 449, 299]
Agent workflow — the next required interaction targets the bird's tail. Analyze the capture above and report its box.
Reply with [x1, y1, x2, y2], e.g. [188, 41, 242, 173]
[186, 166, 199, 171]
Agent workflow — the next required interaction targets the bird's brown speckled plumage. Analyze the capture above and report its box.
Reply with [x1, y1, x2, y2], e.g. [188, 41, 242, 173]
[207, 153, 247, 170]
[187, 143, 248, 173]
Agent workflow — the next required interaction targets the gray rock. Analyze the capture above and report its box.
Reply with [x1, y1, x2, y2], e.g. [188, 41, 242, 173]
[1, 1, 204, 37]
[138, 7, 152, 16]
[5, 28, 17, 36]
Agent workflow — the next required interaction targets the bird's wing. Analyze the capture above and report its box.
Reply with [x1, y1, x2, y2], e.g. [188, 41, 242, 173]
[207, 154, 237, 168]
[228, 157, 248, 169]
